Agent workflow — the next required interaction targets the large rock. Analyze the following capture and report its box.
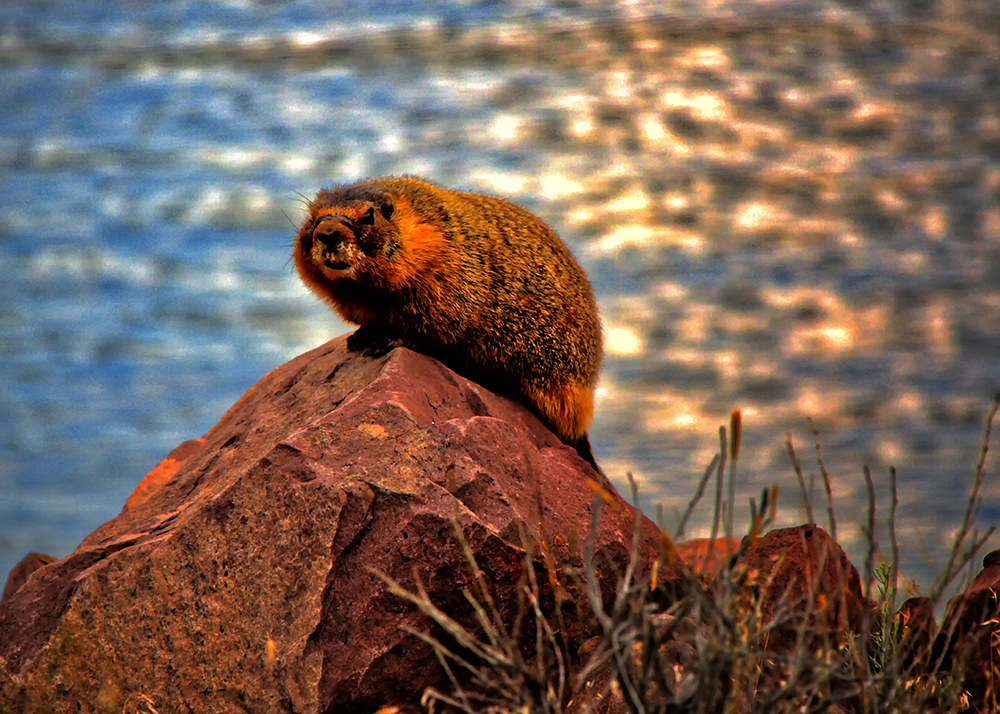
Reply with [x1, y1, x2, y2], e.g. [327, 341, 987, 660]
[0, 336, 663, 713]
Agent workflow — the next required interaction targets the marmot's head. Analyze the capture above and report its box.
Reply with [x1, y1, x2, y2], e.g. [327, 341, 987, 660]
[294, 184, 399, 287]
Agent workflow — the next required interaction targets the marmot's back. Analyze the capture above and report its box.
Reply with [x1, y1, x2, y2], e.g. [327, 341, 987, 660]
[293, 176, 603, 453]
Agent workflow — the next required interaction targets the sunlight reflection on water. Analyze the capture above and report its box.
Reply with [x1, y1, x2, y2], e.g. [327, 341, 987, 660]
[1, 3, 999, 596]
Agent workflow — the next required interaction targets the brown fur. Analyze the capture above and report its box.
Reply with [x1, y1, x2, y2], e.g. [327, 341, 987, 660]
[294, 176, 603, 453]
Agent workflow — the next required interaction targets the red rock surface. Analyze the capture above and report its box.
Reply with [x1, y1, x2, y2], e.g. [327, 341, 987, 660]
[123, 437, 205, 511]
[0, 336, 663, 714]
[734, 525, 869, 653]
[896, 596, 936, 673]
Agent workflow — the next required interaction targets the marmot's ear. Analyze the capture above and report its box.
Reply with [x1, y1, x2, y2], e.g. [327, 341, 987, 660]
[380, 198, 395, 221]
[357, 206, 376, 225]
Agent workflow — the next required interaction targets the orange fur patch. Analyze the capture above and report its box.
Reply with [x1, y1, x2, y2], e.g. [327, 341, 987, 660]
[384, 195, 452, 291]
[531, 381, 595, 441]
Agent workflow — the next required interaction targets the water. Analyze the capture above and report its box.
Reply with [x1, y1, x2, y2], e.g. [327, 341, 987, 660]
[1, 0, 999, 601]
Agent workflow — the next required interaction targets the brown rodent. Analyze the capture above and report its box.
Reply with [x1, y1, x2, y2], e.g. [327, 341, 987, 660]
[293, 176, 603, 468]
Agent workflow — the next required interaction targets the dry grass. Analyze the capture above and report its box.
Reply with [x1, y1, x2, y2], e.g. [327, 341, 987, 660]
[380, 394, 1000, 714]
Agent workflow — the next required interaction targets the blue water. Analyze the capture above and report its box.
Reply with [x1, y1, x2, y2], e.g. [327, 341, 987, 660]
[2, 0, 1000, 600]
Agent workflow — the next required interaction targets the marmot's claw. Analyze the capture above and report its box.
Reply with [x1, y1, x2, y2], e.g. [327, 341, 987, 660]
[347, 327, 402, 357]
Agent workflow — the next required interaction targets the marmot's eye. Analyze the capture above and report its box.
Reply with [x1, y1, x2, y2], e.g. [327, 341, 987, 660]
[357, 206, 376, 225]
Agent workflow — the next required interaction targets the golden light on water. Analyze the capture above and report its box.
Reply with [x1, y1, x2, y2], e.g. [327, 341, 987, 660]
[875, 187, 908, 214]
[924, 301, 954, 355]
[489, 113, 522, 142]
[733, 201, 787, 234]
[539, 172, 583, 200]
[677, 306, 711, 343]
[567, 113, 596, 140]
[637, 112, 668, 144]
[795, 388, 826, 417]
[889, 391, 925, 418]
[588, 224, 654, 255]
[605, 325, 644, 357]
[674, 45, 732, 73]
[606, 188, 649, 213]
[659, 89, 729, 123]
[655, 282, 689, 302]
[565, 204, 595, 227]
[711, 349, 741, 386]
[606, 69, 635, 101]
[984, 207, 1000, 239]
[788, 323, 856, 356]
[645, 399, 700, 431]
[666, 227, 705, 252]
[663, 191, 688, 212]
[900, 250, 928, 274]
[3, 6, 996, 611]
[924, 205, 947, 239]
[471, 170, 528, 196]
[282, 155, 314, 173]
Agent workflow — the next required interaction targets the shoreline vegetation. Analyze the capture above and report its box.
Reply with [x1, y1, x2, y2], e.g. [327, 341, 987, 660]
[384, 394, 1000, 713]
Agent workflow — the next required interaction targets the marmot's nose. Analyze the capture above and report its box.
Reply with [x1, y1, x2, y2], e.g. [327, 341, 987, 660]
[313, 216, 349, 249]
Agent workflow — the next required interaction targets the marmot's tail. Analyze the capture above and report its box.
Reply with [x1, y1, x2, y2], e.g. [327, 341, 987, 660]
[571, 433, 616, 493]
[572, 433, 599, 471]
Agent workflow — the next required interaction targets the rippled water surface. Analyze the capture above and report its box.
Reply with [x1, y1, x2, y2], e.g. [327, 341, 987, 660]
[2, 0, 999, 596]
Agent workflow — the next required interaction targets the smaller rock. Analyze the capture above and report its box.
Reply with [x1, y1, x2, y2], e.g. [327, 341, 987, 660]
[935, 548, 1000, 706]
[1, 552, 56, 606]
[733, 525, 868, 654]
[984, 548, 1000, 570]
[124, 437, 205, 510]
[895, 596, 937, 674]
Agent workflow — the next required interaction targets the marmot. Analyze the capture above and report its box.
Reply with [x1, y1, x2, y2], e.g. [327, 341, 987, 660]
[293, 176, 603, 468]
